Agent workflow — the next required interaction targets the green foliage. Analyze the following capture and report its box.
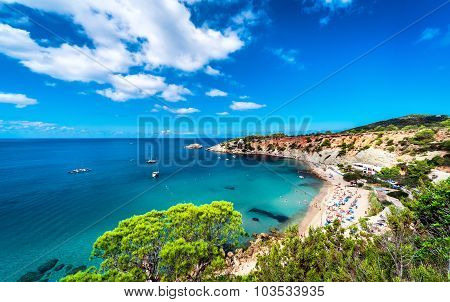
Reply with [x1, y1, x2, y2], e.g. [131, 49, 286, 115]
[405, 179, 450, 265]
[343, 172, 361, 182]
[368, 192, 383, 216]
[321, 139, 331, 148]
[385, 124, 398, 131]
[402, 125, 416, 131]
[252, 222, 372, 281]
[412, 129, 435, 144]
[269, 133, 287, 139]
[440, 118, 450, 128]
[252, 204, 449, 282]
[441, 140, 450, 151]
[403, 160, 432, 187]
[62, 201, 244, 282]
[379, 166, 401, 181]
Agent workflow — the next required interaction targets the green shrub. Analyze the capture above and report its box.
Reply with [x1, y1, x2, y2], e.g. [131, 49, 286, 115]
[321, 139, 331, 147]
[368, 192, 383, 216]
[413, 129, 435, 143]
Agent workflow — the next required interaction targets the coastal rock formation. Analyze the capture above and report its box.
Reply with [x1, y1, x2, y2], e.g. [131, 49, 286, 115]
[208, 126, 449, 168]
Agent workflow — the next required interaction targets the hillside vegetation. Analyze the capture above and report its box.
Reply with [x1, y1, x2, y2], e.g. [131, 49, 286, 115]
[209, 115, 450, 170]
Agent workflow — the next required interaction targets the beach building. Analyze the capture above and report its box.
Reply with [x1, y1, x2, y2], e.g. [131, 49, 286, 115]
[352, 163, 382, 175]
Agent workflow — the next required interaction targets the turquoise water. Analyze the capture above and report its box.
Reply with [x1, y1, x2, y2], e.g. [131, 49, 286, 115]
[0, 139, 322, 281]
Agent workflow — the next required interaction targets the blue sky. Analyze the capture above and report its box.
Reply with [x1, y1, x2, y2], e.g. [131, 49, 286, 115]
[0, 0, 449, 138]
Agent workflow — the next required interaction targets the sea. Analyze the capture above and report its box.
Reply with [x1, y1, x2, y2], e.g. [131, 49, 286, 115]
[0, 138, 323, 281]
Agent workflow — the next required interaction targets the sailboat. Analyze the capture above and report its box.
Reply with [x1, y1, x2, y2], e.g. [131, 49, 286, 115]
[152, 170, 160, 178]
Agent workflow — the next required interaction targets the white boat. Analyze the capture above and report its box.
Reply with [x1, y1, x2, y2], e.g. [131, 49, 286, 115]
[146, 159, 157, 164]
[232, 155, 236, 158]
[152, 171, 160, 178]
[298, 175, 304, 179]
[68, 168, 91, 174]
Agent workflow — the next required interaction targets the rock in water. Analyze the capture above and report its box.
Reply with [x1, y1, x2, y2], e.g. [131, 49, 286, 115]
[37, 259, 58, 274]
[224, 185, 235, 190]
[18, 271, 44, 282]
[64, 264, 73, 273]
[248, 208, 289, 223]
[252, 217, 260, 222]
[54, 264, 65, 271]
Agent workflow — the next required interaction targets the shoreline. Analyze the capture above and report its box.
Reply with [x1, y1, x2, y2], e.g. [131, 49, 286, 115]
[207, 146, 370, 236]
[297, 180, 332, 236]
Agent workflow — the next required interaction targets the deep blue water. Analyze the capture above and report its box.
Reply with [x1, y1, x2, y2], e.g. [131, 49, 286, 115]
[0, 138, 323, 281]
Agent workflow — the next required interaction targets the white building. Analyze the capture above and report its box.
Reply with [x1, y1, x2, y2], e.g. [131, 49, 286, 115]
[352, 163, 382, 175]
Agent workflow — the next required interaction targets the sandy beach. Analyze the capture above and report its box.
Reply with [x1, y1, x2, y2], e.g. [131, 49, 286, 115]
[298, 163, 370, 236]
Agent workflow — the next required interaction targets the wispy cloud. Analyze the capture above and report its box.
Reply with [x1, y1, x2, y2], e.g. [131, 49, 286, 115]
[0, 120, 74, 132]
[303, 0, 355, 25]
[206, 89, 228, 97]
[0, 92, 37, 108]
[269, 48, 300, 65]
[44, 81, 56, 87]
[230, 101, 266, 111]
[216, 111, 229, 116]
[154, 104, 200, 115]
[204, 65, 222, 76]
[418, 27, 441, 42]
[319, 16, 330, 26]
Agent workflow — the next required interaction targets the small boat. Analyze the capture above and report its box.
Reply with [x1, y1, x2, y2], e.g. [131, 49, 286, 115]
[152, 171, 160, 178]
[298, 175, 304, 179]
[146, 159, 157, 164]
[68, 168, 91, 174]
[232, 155, 236, 158]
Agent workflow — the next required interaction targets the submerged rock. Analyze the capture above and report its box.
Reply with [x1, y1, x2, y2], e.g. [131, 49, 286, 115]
[18, 271, 44, 282]
[248, 208, 289, 223]
[252, 217, 260, 222]
[37, 259, 58, 274]
[224, 186, 235, 190]
[66, 265, 87, 276]
[64, 264, 73, 273]
[54, 264, 65, 272]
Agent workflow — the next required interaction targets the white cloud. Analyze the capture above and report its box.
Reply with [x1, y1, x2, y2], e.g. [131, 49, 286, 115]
[418, 27, 441, 42]
[303, 0, 354, 23]
[0, 23, 129, 83]
[239, 95, 250, 99]
[44, 81, 56, 87]
[155, 104, 200, 115]
[216, 111, 229, 116]
[206, 88, 227, 97]
[96, 74, 166, 102]
[270, 48, 299, 64]
[232, 6, 264, 26]
[96, 73, 191, 102]
[0, 92, 37, 108]
[230, 101, 266, 111]
[161, 84, 192, 102]
[306, 0, 353, 11]
[0, 0, 244, 101]
[204, 65, 222, 76]
[0, 120, 73, 132]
